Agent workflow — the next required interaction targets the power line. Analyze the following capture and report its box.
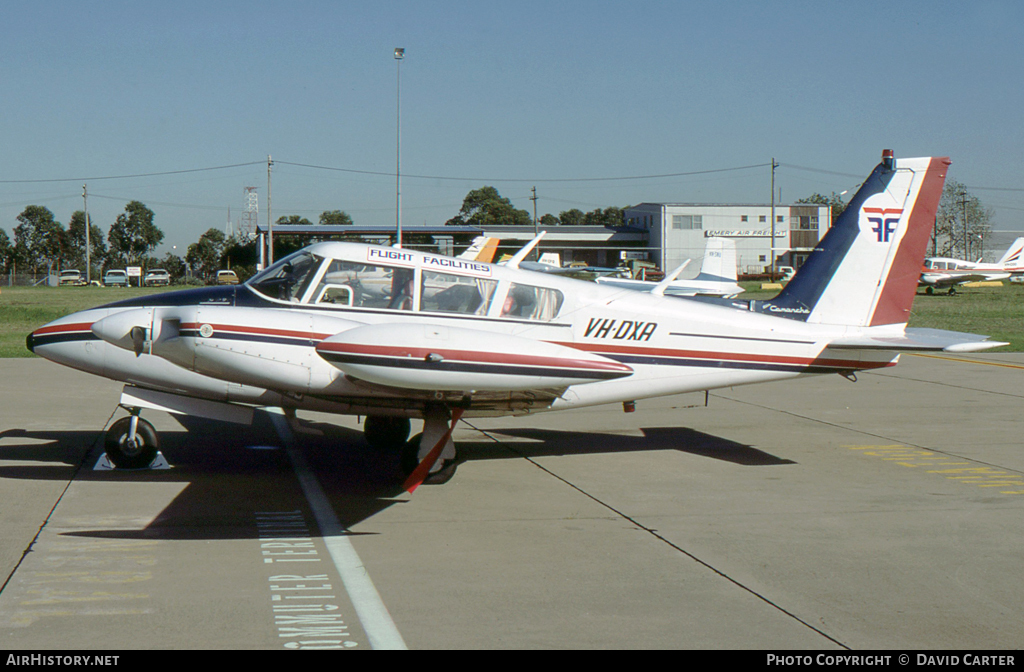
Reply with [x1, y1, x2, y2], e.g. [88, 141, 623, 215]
[274, 160, 772, 183]
[0, 161, 266, 184]
[778, 163, 863, 179]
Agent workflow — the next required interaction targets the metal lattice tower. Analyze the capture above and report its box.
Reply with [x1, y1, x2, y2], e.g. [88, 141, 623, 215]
[239, 186, 259, 241]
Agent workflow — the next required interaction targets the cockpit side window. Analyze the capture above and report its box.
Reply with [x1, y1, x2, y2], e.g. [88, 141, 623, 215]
[248, 252, 324, 302]
[499, 282, 564, 321]
[310, 259, 415, 311]
[420, 271, 496, 315]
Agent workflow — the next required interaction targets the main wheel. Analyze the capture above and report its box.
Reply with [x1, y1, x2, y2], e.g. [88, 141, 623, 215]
[363, 416, 411, 451]
[105, 416, 159, 469]
[400, 433, 458, 485]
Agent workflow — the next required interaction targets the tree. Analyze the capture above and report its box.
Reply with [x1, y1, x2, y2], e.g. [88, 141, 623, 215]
[583, 206, 625, 227]
[14, 205, 64, 273]
[276, 215, 313, 226]
[446, 186, 532, 227]
[66, 210, 107, 276]
[0, 228, 13, 275]
[158, 251, 186, 281]
[558, 208, 585, 227]
[932, 180, 993, 260]
[539, 213, 559, 228]
[796, 192, 847, 222]
[319, 210, 353, 226]
[108, 201, 163, 266]
[186, 228, 227, 279]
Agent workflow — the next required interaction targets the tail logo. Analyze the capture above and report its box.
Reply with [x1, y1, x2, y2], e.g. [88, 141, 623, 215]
[864, 208, 903, 243]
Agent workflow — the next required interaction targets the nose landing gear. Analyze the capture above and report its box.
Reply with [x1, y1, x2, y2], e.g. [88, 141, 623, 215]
[102, 410, 163, 469]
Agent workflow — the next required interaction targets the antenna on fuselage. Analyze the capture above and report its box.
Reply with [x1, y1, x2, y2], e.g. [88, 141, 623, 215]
[650, 260, 691, 296]
[505, 231, 547, 269]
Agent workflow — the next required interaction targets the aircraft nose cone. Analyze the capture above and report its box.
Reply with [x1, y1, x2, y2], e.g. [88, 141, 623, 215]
[26, 331, 35, 353]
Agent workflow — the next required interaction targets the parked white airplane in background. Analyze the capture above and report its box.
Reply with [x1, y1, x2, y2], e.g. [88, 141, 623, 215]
[919, 237, 1024, 294]
[28, 151, 1006, 491]
[595, 237, 744, 298]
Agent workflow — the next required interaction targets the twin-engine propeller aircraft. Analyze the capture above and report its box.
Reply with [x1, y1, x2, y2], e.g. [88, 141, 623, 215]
[919, 237, 1024, 294]
[28, 151, 1006, 490]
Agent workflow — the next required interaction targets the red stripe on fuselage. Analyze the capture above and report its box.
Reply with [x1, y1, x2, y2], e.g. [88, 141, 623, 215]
[180, 321, 887, 373]
[33, 322, 95, 336]
[180, 322, 333, 342]
[315, 341, 632, 373]
[556, 340, 889, 371]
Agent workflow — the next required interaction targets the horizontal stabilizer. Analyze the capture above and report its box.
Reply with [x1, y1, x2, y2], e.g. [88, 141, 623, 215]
[827, 328, 1008, 353]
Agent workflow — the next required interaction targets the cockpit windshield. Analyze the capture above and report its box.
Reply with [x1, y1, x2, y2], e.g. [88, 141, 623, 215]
[247, 251, 324, 302]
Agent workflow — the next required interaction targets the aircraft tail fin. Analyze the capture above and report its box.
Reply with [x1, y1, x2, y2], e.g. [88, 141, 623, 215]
[694, 237, 738, 284]
[996, 237, 1024, 268]
[758, 151, 949, 327]
[458, 236, 499, 263]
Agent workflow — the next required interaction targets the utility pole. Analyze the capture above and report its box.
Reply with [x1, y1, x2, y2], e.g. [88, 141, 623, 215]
[83, 184, 90, 284]
[530, 186, 538, 259]
[395, 48, 404, 248]
[267, 155, 274, 265]
[959, 192, 969, 259]
[770, 158, 779, 276]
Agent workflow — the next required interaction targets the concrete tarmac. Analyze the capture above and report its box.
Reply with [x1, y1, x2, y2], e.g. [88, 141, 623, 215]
[0, 353, 1022, 650]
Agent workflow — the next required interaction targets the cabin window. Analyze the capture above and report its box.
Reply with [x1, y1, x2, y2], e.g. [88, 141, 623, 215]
[248, 252, 324, 302]
[500, 283, 564, 321]
[310, 259, 414, 310]
[420, 271, 496, 315]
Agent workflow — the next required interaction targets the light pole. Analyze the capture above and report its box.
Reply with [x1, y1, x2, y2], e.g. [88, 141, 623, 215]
[83, 184, 90, 284]
[395, 47, 404, 248]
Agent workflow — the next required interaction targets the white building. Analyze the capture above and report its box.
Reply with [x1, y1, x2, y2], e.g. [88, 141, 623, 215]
[624, 203, 832, 275]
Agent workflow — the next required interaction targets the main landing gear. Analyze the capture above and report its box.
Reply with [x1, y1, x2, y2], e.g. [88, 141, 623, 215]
[363, 406, 460, 486]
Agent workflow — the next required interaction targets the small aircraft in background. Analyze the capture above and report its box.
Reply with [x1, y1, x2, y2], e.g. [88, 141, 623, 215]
[457, 236, 499, 263]
[28, 151, 1006, 491]
[919, 237, 1024, 294]
[594, 237, 744, 298]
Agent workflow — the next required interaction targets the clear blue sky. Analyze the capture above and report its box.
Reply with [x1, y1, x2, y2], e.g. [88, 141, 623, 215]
[3, 0, 1023, 256]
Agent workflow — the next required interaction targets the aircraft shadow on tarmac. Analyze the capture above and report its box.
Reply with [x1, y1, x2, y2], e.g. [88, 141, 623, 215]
[0, 417, 792, 540]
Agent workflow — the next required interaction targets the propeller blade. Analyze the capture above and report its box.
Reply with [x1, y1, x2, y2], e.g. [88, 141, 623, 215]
[130, 326, 147, 357]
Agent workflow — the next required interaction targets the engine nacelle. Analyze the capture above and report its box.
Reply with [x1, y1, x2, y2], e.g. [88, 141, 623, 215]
[315, 322, 633, 392]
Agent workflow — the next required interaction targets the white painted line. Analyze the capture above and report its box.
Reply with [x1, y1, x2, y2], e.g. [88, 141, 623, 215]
[266, 409, 407, 650]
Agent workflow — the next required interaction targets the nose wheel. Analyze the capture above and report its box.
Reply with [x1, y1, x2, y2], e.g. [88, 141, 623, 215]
[104, 414, 160, 469]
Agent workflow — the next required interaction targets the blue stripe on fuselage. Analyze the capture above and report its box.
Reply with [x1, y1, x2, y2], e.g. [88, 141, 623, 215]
[98, 285, 247, 310]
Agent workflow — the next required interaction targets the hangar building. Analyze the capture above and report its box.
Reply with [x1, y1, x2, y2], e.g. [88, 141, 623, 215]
[623, 203, 832, 275]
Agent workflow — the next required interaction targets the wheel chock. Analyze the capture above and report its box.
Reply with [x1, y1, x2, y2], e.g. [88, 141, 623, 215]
[93, 451, 171, 471]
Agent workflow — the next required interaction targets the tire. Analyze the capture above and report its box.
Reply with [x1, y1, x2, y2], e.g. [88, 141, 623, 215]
[363, 416, 411, 451]
[105, 416, 159, 469]
[400, 433, 457, 485]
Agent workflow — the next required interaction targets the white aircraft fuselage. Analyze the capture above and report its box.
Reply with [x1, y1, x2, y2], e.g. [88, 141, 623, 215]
[29, 241, 881, 419]
[26, 152, 1007, 481]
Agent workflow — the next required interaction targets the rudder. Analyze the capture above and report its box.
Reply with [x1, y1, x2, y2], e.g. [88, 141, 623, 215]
[760, 151, 949, 327]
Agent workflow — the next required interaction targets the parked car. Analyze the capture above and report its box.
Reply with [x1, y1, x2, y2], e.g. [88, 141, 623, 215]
[103, 269, 129, 287]
[216, 269, 239, 285]
[59, 270, 85, 286]
[144, 268, 171, 286]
